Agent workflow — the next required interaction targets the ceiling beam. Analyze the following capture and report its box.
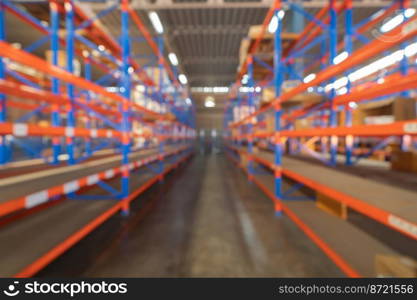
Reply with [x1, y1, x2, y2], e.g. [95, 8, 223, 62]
[171, 25, 248, 36]
[183, 56, 236, 64]
[189, 74, 234, 79]
[85, 0, 397, 10]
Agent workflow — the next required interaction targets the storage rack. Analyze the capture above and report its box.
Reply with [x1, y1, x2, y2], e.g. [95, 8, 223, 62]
[0, 0, 195, 277]
[224, 0, 417, 277]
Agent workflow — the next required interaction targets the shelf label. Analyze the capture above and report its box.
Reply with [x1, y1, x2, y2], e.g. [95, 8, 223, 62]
[63, 181, 79, 194]
[90, 129, 98, 138]
[104, 169, 115, 179]
[65, 127, 75, 137]
[26, 191, 49, 208]
[13, 123, 28, 136]
[388, 215, 417, 239]
[403, 122, 417, 133]
[87, 174, 99, 186]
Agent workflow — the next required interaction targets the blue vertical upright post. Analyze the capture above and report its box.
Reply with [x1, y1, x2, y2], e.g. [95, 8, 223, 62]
[84, 53, 93, 157]
[273, 0, 283, 215]
[344, 0, 353, 165]
[157, 36, 164, 182]
[400, 0, 411, 151]
[65, 0, 75, 165]
[320, 39, 327, 156]
[50, 0, 61, 164]
[400, 0, 409, 98]
[236, 94, 242, 148]
[247, 56, 254, 181]
[328, 0, 338, 166]
[120, 0, 131, 214]
[0, 1, 6, 165]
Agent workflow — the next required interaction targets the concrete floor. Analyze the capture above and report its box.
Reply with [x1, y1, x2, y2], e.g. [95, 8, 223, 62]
[39, 152, 343, 277]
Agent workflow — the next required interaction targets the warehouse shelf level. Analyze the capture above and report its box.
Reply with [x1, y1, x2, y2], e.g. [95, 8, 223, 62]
[0, 0, 195, 277]
[224, 0, 417, 277]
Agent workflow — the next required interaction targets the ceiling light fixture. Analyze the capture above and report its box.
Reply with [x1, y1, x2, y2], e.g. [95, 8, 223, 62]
[204, 96, 216, 108]
[168, 53, 179, 66]
[148, 11, 164, 34]
[333, 51, 349, 64]
[303, 73, 316, 83]
[178, 74, 187, 85]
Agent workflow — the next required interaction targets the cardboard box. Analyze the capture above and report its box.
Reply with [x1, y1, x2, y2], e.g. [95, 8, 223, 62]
[393, 97, 416, 121]
[391, 150, 417, 173]
[295, 118, 312, 130]
[240, 153, 250, 168]
[261, 88, 275, 106]
[338, 109, 366, 126]
[265, 113, 275, 132]
[375, 254, 417, 277]
[45, 50, 81, 76]
[45, 50, 67, 69]
[358, 97, 416, 122]
[316, 192, 347, 220]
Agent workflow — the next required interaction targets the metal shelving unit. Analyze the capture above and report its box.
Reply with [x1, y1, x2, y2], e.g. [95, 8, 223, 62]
[224, 0, 417, 277]
[0, 0, 195, 276]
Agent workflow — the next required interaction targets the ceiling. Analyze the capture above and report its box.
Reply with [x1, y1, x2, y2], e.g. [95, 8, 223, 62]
[86, 0, 395, 90]
[5, 0, 402, 96]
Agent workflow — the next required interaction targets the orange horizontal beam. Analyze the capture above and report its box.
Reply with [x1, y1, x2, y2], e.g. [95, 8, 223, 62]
[0, 41, 163, 119]
[230, 13, 417, 128]
[0, 79, 121, 118]
[280, 120, 417, 137]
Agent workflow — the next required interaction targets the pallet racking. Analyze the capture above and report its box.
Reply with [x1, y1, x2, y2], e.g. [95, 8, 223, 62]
[0, 0, 195, 276]
[224, 0, 417, 277]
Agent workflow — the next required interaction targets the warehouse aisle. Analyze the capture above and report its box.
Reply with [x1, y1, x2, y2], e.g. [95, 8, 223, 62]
[40, 152, 343, 277]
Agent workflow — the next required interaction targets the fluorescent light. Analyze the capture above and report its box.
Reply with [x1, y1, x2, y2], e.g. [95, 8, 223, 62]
[268, 10, 285, 33]
[241, 74, 249, 84]
[268, 16, 278, 33]
[348, 49, 404, 82]
[238, 86, 262, 93]
[105, 86, 119, 93]
[333, 51, 348, 64]
[190, 86, 229, 93]
[348, 101, 358, 109]
[303, 73, 316, 83]
[405, 41, 417, 57]
[213, 86, 229, 93]
[336, 87, 348, 95]
[405, 8, 416, 18]
[204, 96, 215, 108]
[178, 74, 187, 84]
[58, 154, 69, 161]
[168, 53, 178, 66]
[148, 11, 164, 34]
[333, 77, 349, 90]
[380, 14, 404, 33]
[136, 85, 145, 92]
